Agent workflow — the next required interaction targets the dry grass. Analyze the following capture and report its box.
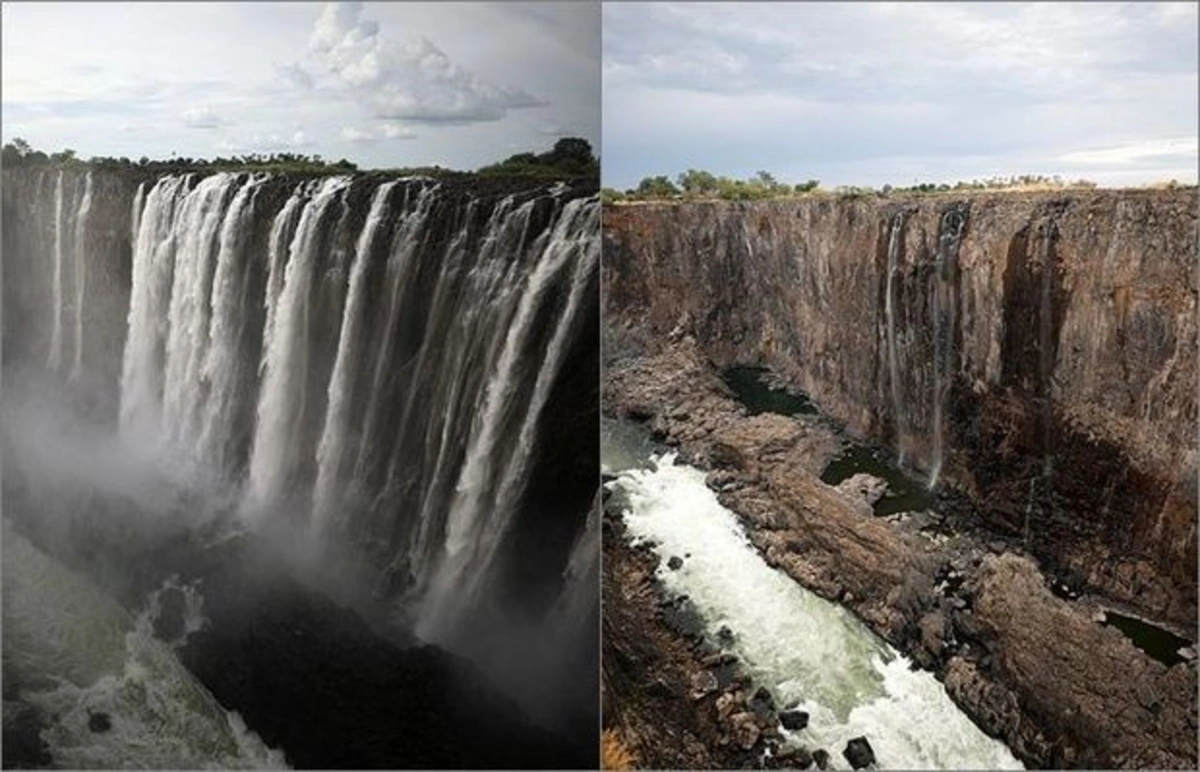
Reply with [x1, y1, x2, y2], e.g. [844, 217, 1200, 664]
[601, 728, 638, 771]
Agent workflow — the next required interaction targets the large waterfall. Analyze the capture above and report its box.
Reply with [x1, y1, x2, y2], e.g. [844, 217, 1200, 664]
[1, 167, 600, 749]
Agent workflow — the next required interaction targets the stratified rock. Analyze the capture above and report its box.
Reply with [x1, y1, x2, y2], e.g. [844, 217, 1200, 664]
[843, 736, 875, 769]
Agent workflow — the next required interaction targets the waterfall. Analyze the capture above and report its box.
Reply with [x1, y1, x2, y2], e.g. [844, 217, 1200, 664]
[48, 171, 65, 371]
[120, 176, 190, 442]
[1038, 221, 1057, 482]
[198, 176, 265, 475]
[312, 180, 400, 529]
[69, 172, 93, 381]
[247, 176, 352, 510]
[419, 197, 599, 639]
[23, 170, 597, 669]
[928, 207, 965, 490]
[884, 212, 905, 464]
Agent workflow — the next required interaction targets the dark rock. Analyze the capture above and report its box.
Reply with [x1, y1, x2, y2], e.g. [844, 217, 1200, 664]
[779, 709, 809, 731]
[749, 685, 775, 716]
[812, 748, 830, 769]
[717, 625, 736, 645]
[88, 711, 112, 733]
[2, 702, 52, 767]
[646, 678, 676, 699]
[668, 555, 684, 570]
[843, 736, 875, 769]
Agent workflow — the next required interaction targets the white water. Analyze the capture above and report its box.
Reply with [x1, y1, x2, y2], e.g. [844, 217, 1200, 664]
[610, 453, 1022, 771]
[884, 213, 906, 465]
[2, 520, 287, 770]
[927, 211, 963, 490]
[419, 197, 598, 637]
[247, 176, 352, 509]
[69, 171, 93, 381]
[198, 175, 265, 474]
[48, 171, 66, 372]
[312, 181, 400, 529]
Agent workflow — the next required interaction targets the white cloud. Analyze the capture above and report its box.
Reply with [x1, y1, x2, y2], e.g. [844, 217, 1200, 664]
[309, 1, 548, 123]
[1060, 137, 1199, 166]
[340, 123, 418, 142]
[182, 105, 227, 129]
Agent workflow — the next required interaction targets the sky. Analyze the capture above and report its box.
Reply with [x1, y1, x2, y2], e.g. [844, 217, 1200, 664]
[603, 1, 1199, 189]
[1, 1, 600, 170]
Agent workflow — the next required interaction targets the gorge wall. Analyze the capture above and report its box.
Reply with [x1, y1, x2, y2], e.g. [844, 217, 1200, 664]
[603, 190, 1197, 628]
[2, 167, 600, 737]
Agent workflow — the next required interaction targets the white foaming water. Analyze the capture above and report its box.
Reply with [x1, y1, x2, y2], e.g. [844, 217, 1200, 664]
[611, 454, 1022, 772]
[199, 175, 266, 475]
[312, 181, 400, 530]
[247, 176, 352, 509]
[419, 197, 598, 637]
[2, 520, 287, 770]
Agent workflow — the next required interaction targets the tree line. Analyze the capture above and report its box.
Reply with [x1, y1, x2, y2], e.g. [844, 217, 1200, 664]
[603, 169, 1103, 203]
[1, 137, 598, 180]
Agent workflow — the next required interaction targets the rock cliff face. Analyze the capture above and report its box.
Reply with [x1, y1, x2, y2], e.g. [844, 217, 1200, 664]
[603, 190, 1198, 627]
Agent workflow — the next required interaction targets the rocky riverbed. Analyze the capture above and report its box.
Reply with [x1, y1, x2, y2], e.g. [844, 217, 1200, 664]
[601, 339, 1197, 769]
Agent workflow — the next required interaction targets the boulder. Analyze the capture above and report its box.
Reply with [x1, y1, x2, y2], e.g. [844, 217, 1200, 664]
[690, 670, 718, 700]
[779, 709, 809, 731]
[730, 712, 761, 751]
[835, 473, 889, 507]
[667, 556, 684, 571]
[812, 748, 830, 769]
[843, 736, 875, 769]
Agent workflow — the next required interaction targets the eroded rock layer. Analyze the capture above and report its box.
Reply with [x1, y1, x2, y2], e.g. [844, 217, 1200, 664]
[603, 190, 1197, 627]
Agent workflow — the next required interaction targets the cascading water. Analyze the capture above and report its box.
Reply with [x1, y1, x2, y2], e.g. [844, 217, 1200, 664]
[927, 207, 965, 490]
[884, 212, 906, 464]
[48, 171, 66, 371]
[20, 169, 599, 713]
[70, 171, 93, 382]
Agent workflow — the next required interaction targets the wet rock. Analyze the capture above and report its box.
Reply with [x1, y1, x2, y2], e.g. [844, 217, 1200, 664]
[715, 690, 742, 720]
[2, 701, 52, 767]
[748, 685, 775, 716]
[812, 748, 830, 769]
[775, 745, 813, 769]
[730, 712, 761, 750]
[716, 625, 736, 646]
[779, 709, 809, 731]
[690, 670, 719, 700]
[88, 711, 112, 733]
[843, 736, 875, 769]
[667, 555, 684, 571]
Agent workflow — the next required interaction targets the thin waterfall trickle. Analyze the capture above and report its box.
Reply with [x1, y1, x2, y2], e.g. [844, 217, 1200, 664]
[884, 212, 906, 464]
[70, 171, 93, 382]
[48, 171, 65, 372]
[928, 207, 965, 490]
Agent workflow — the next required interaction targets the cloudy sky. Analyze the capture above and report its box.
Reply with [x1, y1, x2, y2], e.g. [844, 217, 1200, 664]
[604, 2, 1198, 189]
[2, 1, 599, 169]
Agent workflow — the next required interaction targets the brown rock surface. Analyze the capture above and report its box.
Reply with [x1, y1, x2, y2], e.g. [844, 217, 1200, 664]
[603, 190, 1198, 628]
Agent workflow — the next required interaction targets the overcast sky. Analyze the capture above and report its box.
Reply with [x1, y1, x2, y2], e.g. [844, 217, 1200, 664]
[2, 1, 600, 170]
[603, 2, 1198, 189]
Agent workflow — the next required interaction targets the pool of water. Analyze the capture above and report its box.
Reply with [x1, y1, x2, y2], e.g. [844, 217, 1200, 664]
[1103, 611, 1192, 668]
[820, 444, 937, 516]
[721, 366, 818, 417]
